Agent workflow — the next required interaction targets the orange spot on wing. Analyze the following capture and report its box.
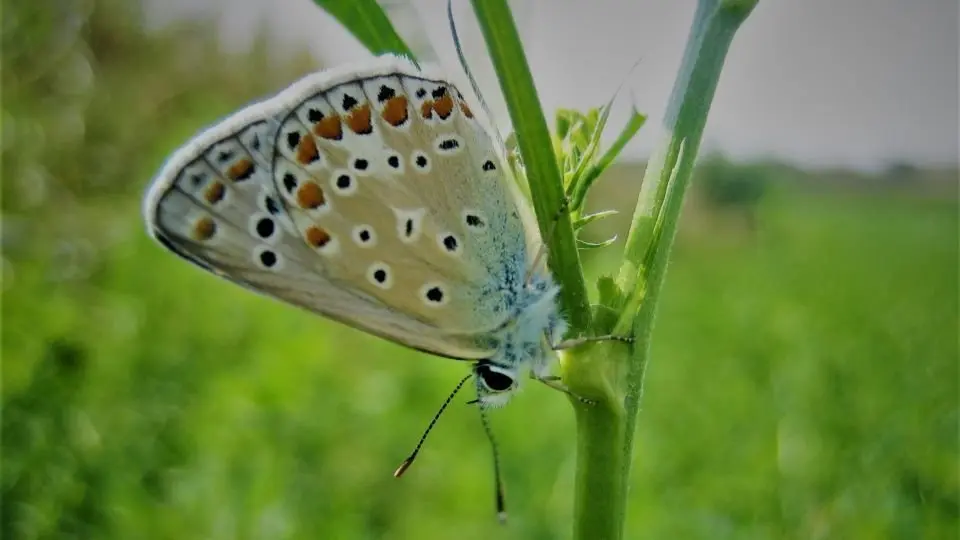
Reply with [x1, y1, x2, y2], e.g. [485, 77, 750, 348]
[304, 225, 331, 247]
[296, 182, 326, 209]
[345, 104, 373, 135]
[227, 158, 255, 182]
[434, 94, 454, 119]
[381, 96, 409, 127]
[193, 217, 216, 240]
[204, 182, 225, 204]
[314, 115, 342, 140]
[459, 100, 474, 119]
[420, 100, 434, 119]
[296, 135, 319, 165]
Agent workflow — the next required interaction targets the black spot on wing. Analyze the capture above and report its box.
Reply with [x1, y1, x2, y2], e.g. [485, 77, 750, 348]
[377, 85, 396, 102]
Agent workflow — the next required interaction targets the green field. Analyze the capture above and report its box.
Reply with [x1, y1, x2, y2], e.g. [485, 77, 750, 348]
[3, 2, 958, 539]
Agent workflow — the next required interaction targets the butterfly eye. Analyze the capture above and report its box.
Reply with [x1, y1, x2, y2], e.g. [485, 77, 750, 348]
[475, 364, 516, 393]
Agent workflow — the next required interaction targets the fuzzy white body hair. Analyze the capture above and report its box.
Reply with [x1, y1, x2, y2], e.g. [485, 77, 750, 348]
[473, 269, 568, 408]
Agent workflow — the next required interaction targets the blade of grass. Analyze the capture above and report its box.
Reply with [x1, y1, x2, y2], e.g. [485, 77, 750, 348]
[574, 209, 619, 230]
[311, 0, 415, 58]
[469, 0, 591, 330]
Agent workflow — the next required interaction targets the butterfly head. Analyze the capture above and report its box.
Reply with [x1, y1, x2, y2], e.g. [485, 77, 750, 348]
[471, 274, 567, 408]
[473, 361, 520, 407]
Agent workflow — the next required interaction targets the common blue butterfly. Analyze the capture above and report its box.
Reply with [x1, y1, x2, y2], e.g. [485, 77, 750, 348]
[142, 54, 575, 410]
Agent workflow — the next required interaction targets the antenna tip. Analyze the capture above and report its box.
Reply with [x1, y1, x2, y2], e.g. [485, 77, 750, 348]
[497, 511, 508, 525]
[393, 457, 415, 478]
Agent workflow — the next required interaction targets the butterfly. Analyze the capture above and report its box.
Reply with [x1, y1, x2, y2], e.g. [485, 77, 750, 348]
[142, 54, 578, 409]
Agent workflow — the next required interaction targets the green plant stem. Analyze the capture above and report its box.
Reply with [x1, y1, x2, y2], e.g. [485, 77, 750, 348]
[469, 0, 591, 330]
[569, 1, 758, 539]
[563, 339, 630, 539]
[572, 387, 627, 539]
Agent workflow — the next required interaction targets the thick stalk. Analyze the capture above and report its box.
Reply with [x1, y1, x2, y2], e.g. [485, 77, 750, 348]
[571, 2, 759, 539]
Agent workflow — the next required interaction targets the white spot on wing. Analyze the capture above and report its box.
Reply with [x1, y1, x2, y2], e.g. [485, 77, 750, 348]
[385, 152, 404, 173]
[253, 245, 283, 271]
[315, 234, 341, 257]
[349, 156, 372, 176]
[433, 134, 464, 155]
[367, 261, 394, 289]
[248, 213, 280, 244]
[330, 169, 358, 196]
[392, 208, 425, 243]
[420, 282, 448, 307]
[437, 232, 462, 256]
[352, 224, 377, 247]
[410, 150, 431, 173]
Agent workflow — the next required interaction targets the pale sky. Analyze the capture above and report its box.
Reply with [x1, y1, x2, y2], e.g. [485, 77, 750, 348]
[144, 0, 959, 172]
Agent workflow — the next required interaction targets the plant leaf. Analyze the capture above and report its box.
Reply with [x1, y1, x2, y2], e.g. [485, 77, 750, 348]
[577, 235, 618, 250]
[311, 0, 415, 58]
[573, 209, 619, 231]
[569, 107, 647, 211]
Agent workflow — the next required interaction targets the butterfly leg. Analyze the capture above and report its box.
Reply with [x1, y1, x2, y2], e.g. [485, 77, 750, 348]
[530, 373, 597, 405]
[552, 334, 635, 351]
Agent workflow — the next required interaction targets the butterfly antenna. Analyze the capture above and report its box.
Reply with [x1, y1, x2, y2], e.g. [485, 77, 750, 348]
[478, 404, 508, 524]
[447, 0, 508, 154]
[393, 374, 472, 478]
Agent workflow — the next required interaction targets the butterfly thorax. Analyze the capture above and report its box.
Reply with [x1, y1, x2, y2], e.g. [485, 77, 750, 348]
[473, 270, 567, 407]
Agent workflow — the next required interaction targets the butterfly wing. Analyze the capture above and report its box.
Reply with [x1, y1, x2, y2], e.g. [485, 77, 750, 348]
[144, 54, 537, 360]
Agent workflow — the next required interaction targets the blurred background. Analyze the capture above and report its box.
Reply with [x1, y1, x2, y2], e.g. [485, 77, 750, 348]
[2, 0, 957, 539]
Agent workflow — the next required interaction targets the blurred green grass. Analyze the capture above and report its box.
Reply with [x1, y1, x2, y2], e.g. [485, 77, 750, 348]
[2, 1, 957, 539]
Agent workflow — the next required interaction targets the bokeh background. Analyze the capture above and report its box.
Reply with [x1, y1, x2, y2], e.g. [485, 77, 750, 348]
[2, 1, 957, 539]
